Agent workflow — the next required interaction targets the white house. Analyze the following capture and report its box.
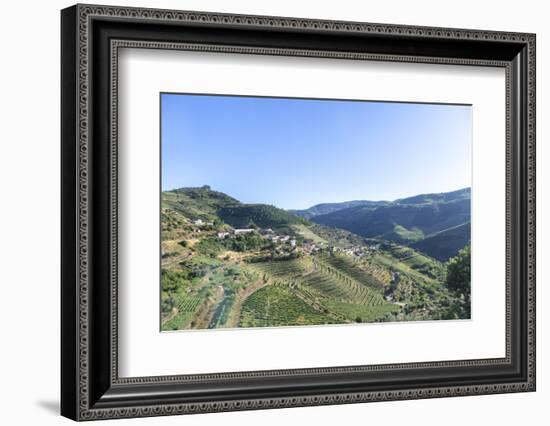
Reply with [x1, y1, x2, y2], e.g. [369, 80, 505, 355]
[234, 228, 255, 235]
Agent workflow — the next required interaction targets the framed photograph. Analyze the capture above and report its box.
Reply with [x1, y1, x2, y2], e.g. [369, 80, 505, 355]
[61, 4, 536, 421]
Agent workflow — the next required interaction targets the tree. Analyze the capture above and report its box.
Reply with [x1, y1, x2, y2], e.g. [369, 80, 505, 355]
[443, 245, 471, 320]
[446, 245, 471, 300]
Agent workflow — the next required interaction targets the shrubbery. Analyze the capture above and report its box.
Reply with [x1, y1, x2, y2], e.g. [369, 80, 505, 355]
[226, 232, 264, 252]
[446, 245, 471, 297]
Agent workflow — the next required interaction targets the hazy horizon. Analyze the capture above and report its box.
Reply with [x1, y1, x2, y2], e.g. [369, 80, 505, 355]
[161, 93, 472, 209]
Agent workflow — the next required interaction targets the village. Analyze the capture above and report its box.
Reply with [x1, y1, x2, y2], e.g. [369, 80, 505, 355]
[186, 216, 380, 259]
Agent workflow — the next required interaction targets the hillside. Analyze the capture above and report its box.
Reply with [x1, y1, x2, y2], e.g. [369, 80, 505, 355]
[162, 186, 239, 222]
[410, 222, 471, 261]
[394, 188, 471, 205]
[163, 186, 306, 230]
[290, 200, 389, 219]
[218, 204, 307, 229]
[163, 186, 471, 261]
[161, 185, 470, 331]
[164, 187, 372, 248]
[309, 188, 471, 260]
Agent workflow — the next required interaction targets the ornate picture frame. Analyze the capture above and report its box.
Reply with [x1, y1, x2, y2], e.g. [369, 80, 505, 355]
[61, 4, 535, 421]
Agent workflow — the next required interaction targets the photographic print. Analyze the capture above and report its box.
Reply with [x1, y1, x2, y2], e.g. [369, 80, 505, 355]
[61, 7, 536, 417]
[160, 93, 472, 331]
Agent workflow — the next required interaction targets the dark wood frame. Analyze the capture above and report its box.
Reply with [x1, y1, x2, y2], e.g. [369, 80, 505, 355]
[61, 4, 536, 421]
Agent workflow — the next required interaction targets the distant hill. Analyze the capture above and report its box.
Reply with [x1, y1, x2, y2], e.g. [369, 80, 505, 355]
[290, 200, 389, 220]
[309, 188, 471, 260]
[410, 222, 471, 261]
[394, 188, 471, 205]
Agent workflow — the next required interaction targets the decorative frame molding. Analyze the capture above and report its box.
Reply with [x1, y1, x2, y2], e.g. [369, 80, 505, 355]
[61, 4, 536, 421]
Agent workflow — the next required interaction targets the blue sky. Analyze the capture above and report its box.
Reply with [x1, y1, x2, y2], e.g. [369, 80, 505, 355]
[161, 93, 471, 209]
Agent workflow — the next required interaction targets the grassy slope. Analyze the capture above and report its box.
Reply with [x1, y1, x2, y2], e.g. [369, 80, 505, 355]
[239, 285, 334, 327]
[410, 222, 471, 261]
[385, 224, 424, 243]
[291, 224, 328, 245]
[371, 248, 443, 288]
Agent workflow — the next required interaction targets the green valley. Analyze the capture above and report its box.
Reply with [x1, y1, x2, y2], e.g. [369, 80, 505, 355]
[161, 186, 471, 331]
[306, 187, 471, 261]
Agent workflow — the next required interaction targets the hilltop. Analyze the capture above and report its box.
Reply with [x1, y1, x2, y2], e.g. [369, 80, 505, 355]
[162, 186, 239, 222]
[163, 185, 306, 230]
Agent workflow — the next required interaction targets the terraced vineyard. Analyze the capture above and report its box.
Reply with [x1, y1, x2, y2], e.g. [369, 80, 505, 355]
[246, 254, 394, 325]
[371, 248, 443, 288]
[323, 300, 400, 323]
[314, 253, 386, 290]
[239, 285, 335, 328]
[177, 296, 202, 312]
[302, 266, 383, 306]
[250, 259, 306, 281]
[162, 294, 204, 330]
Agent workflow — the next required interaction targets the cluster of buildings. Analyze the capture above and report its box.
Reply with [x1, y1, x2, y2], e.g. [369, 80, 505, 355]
[188, 216, 381, 260]
[331, 244, 379, 258]
[215, 226, 298, 247]
[266, 234, 296, 247]
[216, 228, 256, 239]
[186, 218, 215, 234]
[302, 242, 322, 255]
[192, 219, 213, 226]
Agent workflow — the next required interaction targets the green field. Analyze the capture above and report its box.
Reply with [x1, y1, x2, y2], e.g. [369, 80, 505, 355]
[239, 285, 336, 327]
[247, 255, 397, 324]
[251, 257, 384, 305]
[315, 253, 386, 290]
[390, 224, 424, 242]
[291, 224, 328, 245]
[371, 247, 443, 288]
[162, 294, 204, 331]
[323, 300, 400, 323]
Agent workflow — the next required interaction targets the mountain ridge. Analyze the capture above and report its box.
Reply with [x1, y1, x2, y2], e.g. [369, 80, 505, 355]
[308, 188, 471, 260]
[291, 187, 470, 219]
